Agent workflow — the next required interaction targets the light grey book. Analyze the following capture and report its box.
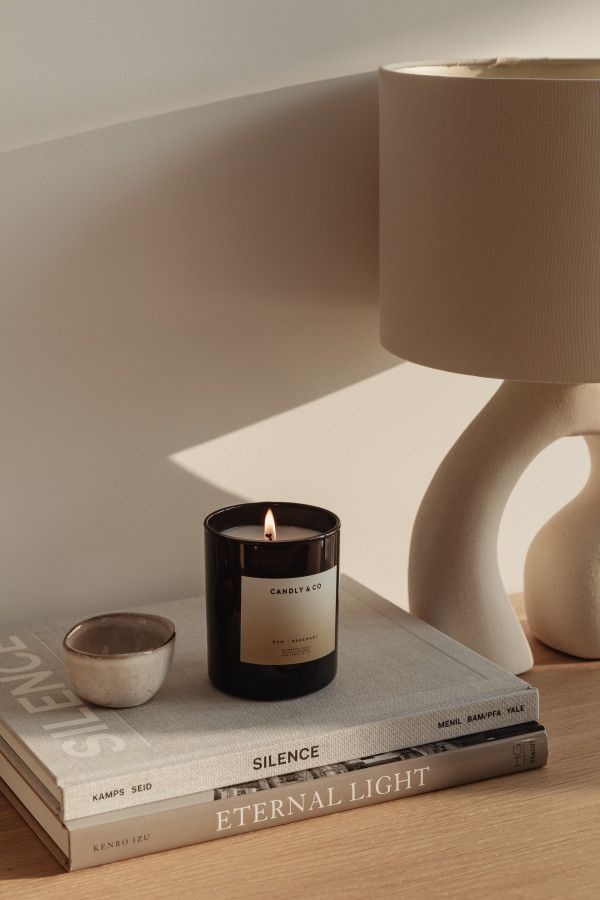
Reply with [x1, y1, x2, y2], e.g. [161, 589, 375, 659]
[0, 722, 548, 870]
[0, 576, 539, 821]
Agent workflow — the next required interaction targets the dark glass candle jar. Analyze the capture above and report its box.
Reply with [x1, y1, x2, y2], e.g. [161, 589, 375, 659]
[204, 502, 340, 700]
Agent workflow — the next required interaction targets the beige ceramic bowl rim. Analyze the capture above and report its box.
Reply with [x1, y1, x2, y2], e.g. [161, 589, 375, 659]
[63, 612, 176, 660]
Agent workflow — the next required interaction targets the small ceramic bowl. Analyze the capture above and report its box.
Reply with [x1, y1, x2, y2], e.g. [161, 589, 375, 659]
[63, 612, 176, 708]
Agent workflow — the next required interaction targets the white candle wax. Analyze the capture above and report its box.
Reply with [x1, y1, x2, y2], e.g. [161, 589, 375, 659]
[222, 524, 319, 542]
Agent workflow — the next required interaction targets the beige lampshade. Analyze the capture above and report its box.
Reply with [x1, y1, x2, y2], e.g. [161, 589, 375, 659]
[379, 59, 600, 383]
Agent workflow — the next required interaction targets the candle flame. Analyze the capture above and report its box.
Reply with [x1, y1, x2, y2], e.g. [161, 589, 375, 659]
[264, 508, 277, 541]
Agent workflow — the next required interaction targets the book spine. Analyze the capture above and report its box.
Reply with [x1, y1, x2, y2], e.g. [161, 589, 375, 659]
[63, 686, 539, 819]
[68, 725, 548, 870]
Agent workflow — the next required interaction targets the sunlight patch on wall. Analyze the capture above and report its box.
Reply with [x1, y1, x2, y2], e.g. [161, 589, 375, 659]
[172, 364, 589, 608]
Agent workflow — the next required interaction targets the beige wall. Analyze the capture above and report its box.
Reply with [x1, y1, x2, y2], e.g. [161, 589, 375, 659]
[1, 1, 596, 624]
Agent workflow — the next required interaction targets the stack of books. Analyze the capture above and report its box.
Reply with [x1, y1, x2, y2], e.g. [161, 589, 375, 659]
[0, 576, 547, 870]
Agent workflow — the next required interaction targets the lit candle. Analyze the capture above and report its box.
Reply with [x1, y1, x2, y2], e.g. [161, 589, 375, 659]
[204, 502, 341, 701]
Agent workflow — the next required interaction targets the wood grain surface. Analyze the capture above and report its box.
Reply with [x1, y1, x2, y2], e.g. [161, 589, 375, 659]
[1, 597, 598, 899]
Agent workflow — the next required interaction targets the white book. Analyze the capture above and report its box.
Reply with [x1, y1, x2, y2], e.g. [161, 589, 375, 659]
[0, 723, 548, 871]
[0, 576, 538, 821]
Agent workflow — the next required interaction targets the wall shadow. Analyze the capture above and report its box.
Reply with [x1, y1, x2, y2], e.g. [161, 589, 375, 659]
[0, 72, 395, 623]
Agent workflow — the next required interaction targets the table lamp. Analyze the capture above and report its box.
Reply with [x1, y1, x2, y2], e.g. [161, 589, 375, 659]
[379, 59, 600, 674]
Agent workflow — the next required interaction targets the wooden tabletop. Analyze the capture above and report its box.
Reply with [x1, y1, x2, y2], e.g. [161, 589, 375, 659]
[1, 598, 599, 899]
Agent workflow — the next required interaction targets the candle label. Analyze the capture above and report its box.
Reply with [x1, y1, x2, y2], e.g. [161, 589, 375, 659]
[240, 566, 337, 666]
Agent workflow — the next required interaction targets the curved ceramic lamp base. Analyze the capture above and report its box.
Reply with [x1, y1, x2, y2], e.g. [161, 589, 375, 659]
[409, 381, 600, 674]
